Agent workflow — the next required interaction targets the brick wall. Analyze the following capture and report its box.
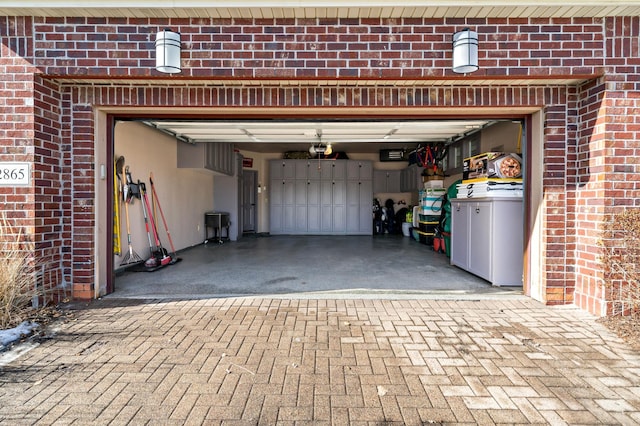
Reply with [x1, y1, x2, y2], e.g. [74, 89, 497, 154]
[67, 84, 571, 302]
[572, 77, 607, 315]
[569, 17, 640, 316]
[0, 17, 37, 296]
[0, 16, 35, 221]
[33, 76, 68, 301]
[1, 14, 638, 311]
[32, 17, 605, 79]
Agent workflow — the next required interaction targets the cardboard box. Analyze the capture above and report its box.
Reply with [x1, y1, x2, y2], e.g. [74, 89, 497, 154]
[463, 152, 523, 181]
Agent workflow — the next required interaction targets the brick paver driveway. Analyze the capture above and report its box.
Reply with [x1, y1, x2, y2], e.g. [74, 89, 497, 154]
[1, 297, 639, 424]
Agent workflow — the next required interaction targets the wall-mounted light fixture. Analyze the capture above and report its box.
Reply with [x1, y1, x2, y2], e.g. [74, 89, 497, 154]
[452, 28, 478, 74]
[155, 29, 181, 74]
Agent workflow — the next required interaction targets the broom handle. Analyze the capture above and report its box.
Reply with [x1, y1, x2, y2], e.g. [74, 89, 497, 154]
[122, 165, 132, 246]
[150, 172, 177, 255]
[141, 185, 161, 248]
[124, 197, 132, 247]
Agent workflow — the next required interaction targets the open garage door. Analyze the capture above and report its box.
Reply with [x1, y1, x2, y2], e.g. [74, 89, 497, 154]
[107, 114, 531, 299]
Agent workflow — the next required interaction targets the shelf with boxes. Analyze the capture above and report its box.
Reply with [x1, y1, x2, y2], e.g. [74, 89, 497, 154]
[456, 152, 523, 199]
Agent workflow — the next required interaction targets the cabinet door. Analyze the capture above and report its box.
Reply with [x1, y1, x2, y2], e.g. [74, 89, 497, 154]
[373, 170, 386, 193]
[359, 161, 372, 180]
[270, 160, 285, 180]
[332, 180, 346, 233]
[359, 180, 373, 234]
[320, 181, 333, 232]
[346, 180, 373, 234]
[204, 144, 215, 170]
[401, 165, 425, 192]
[450, 201, 469, 269]
[491, 200, 524, 286]
[282, 180, 296, 233]
[468, 201, 492, 281]
[307, 180, 321, 233]
[332, 160, 347, 180]
[295, 160, 309, 180]
[308, 161, 323, 180]
[282, 160, 296, 179]
[270, 179, 284, 205]
[270, 204, 283, 234]
[346, 161, 359, 180]
[399, 168, 408, 192]
[400, 166, 413, 192]
[294, 180, 308, 233]
[347, 161, 372, 180]
[210, 143, 234, 175]
[269, 179, 284, 234]
[387, 170, 401, 193]
[346, 181, 360, 233]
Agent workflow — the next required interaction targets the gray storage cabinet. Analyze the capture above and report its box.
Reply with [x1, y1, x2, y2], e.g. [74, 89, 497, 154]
[177, 142, 235, 175]
[400, 164, 424, 192]
[373, 169, 401, 193]
[450, 198, 523, 286]
[269, 159, 371, 235]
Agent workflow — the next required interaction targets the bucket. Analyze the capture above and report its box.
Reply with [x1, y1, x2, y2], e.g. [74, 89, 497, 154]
[402, 222, 411, 237]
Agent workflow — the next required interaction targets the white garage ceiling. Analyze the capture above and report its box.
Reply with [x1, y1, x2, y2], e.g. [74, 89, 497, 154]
[140, 119, 496, 153]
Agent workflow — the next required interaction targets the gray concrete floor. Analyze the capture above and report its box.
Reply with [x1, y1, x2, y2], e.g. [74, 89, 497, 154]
[114, 234, 523, 299]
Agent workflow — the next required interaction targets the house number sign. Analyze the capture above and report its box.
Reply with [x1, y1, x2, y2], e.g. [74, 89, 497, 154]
[0, 162, 30, 186]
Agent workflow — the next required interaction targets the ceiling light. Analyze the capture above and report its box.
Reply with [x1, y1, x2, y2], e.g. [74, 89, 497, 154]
[155, 29, 181, 74]
[452, 28, 478, 74]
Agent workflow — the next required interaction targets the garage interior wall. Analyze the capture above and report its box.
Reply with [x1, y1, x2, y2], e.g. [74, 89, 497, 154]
[113, 122, 215, 268]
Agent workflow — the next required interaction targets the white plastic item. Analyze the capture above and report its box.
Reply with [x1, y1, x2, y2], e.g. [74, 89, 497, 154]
[402, 222, 411, 237]
[412, 206, 420, 228]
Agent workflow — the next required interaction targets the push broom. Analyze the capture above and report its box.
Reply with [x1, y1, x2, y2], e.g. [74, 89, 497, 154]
[139, 181, 171, 267]
[149, 172, 181, 264]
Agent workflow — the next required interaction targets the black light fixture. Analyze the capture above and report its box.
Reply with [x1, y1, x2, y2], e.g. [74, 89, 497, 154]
[155, 29, 181, 74]
[452, 28, 479, 74]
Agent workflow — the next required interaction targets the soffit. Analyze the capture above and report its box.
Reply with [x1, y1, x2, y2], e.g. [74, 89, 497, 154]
[2, 1, 640, 18]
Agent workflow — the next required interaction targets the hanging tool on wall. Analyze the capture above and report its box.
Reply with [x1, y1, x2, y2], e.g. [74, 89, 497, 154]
[139, 181, 172, 269]
[119, 165, 144, 267]
[113, 156, 124, 256]
[149, 172, 181, 265]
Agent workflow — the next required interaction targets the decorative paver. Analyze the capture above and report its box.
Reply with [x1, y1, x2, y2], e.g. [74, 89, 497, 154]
[1, 297, 640, 424]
